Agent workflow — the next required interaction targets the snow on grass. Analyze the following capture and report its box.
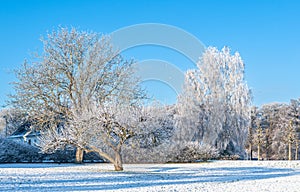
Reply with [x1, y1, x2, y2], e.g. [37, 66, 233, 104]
[0, 161, 299, 191]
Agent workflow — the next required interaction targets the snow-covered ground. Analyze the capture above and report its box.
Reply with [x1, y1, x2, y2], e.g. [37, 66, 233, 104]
[0, 161, 299, 192]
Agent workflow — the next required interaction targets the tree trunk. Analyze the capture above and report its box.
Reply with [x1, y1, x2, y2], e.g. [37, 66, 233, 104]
[249, 143, 253, 160]
[288, 142, 292, 161]
[295, 142, 298, 160]
[257, 144, 260, 161]
[113, 151, 123, 171]
[75, 147, 84, 164]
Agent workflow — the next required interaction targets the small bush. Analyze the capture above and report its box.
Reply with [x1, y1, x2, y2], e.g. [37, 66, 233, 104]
[170, 142, 219, 163]
[0, 138, 103, 163]
[0, 138, 43, 163]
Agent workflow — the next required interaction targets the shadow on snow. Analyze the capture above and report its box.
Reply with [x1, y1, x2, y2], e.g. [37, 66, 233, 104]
[0, 163, 299, 191]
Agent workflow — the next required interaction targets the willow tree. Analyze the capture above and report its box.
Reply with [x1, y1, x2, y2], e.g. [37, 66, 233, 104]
[175, 47, 251, 158]
[9, 27, 144, 165]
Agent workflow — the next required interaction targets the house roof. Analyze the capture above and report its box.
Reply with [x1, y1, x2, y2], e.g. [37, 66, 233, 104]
[10, 122, 39, 138]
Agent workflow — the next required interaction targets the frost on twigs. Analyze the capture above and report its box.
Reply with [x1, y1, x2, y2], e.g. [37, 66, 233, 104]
[121, 104, 176, 163]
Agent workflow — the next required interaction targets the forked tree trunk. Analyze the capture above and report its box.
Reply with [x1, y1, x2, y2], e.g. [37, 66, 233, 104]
[89, 146, 123, 171]
[114, 151, 123, 171]
[75, 147, 84, 164]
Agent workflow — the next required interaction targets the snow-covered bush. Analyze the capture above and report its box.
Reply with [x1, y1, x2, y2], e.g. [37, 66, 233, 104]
[0, 138, 43, 162]
[168, 142, 219, 163]
[0, 138, 102, 163]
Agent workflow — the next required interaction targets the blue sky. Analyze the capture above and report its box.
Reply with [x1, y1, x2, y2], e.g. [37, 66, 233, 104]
[0, 0, 300, 107]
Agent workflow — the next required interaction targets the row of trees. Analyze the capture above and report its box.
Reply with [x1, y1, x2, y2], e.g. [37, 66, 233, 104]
[246, 100, 300, 160]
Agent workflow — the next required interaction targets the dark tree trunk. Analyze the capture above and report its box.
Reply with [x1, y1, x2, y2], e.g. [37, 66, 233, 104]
[249, 143, 253, 160]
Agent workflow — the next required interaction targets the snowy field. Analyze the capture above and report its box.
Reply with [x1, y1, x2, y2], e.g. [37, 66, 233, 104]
[0, 161, 299, 192]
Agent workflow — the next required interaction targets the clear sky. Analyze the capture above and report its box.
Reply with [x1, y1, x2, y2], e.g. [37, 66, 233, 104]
[0, 0, 300, 107]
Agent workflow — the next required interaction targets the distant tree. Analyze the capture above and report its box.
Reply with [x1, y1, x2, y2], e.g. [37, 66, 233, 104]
[246, 106, 257, 160]
[287, 99, 300, 160]
[285, 121, 296, 161]
[260, 105, 276, 160]
[264, 127, 272, 160]
[0, 108, 28, 137]
[255, 124, 263, 161]
[250, 100, 300, 160]
[256, 103, 288, 160]
[122, 104, 176, 163]
[175, 47, 251, 157]
[9, 27, 145, 168]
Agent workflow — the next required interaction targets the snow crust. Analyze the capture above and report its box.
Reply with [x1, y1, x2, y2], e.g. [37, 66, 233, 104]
[0, 161, 299, 191]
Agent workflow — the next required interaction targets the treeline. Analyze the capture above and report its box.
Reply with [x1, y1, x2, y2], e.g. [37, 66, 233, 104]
[246, 99, 300, 160]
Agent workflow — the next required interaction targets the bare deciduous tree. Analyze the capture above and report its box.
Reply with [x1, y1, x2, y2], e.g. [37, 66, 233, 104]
[39, 100, 143, 171]
[9, 27, 145, 167]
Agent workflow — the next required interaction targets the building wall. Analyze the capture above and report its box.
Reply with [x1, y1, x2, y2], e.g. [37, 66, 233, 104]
[8, 135, 39, 147]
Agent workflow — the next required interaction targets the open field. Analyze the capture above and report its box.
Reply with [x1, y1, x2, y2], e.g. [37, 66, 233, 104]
[0, 161, 299, 191]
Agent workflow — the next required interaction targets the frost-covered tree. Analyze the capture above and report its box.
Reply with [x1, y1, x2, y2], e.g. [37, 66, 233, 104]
[251, 101, 300, 160]
[276, 101, 298, 160]
[39, 98, 143, 171]
[285, 121, 296, 161]
[259, 103, 280, 160]
[246, 106, 258, 160]
[254, 103, 288, 160]
[122, 103, 176, 163]
[287, 99, 300, 160]
[0, 108, 28, 137]
[9, 27, 144, 165]
[175, 47, 251, 158]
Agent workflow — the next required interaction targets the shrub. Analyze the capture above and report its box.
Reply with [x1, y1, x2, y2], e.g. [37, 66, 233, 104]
[0, 138, 43, 163]
[0, 138, 103, 163]
[169, 142, 219, 163]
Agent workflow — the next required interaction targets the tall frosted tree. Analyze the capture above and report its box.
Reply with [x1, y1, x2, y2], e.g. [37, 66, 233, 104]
[175, 47, 251, 157]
